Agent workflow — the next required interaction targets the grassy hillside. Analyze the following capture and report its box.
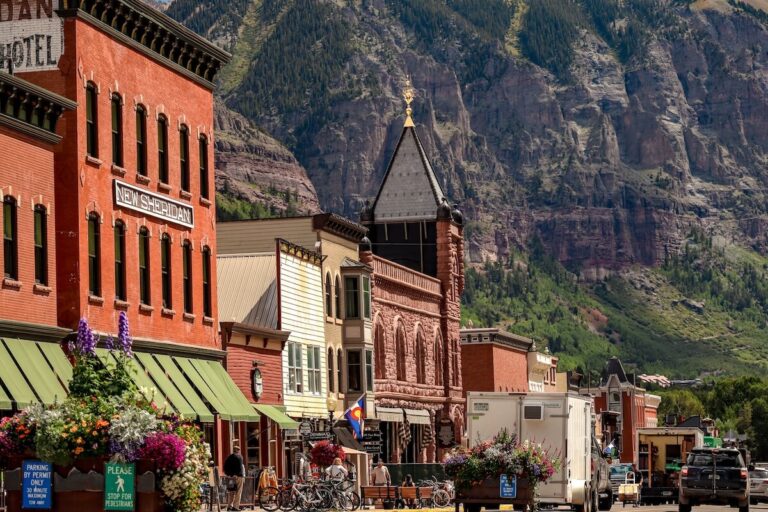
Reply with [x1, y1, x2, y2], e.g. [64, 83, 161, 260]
[462, 233, 768, 378]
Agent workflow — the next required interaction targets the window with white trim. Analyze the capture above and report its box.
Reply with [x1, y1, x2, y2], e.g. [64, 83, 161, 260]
[287, 342, 303, 393]
[307, 346, 322, 394]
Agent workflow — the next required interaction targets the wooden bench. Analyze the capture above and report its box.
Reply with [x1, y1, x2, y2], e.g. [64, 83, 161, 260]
[418, 486, 434, 506]
[361, 485, 397, 503]
[398, 487, 420, 508]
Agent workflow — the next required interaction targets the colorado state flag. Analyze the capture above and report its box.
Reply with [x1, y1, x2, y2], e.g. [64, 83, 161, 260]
[344, 395, 366, 439]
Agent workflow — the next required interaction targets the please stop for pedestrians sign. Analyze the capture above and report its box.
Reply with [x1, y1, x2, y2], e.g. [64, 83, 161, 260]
[104, 462, 136, 511]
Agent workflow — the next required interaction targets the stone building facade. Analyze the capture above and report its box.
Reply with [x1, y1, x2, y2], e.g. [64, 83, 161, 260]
[359, 98, 465, 464]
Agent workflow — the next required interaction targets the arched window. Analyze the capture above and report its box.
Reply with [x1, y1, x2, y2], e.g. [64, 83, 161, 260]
[3, 196, 17, 280]
[138, 227, 150, 305]
[33, 205, 47, 285]
[452, 338, 461, 387]
[179, 125, 190, 192]
[396, 324, 406, 381]
[202, 246, 212, 317]
[328, 347, 335, 393]
[182, 240, 193, 314]
[114, 221, 126, 301]
[85, 82, 98, 158]
[111, 94, 123, 166]
[3, 196, 19, 279]
[199, 135, 209, 199]
[325, 272, 332, 317]
[337, 349, 343, 393]
[415, 331, 426, 384]
[161, 234, 172, 309]
[87, 213, 101, 296]
[434, 334, 443, 387]
[157, 114, 169, 184]
[374, 322, 385, 379]
[334, 275, 341, 320]
[136, 105, 147, 176]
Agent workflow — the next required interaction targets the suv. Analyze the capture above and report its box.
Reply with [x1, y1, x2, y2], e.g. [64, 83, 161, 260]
[679, 448, 749, 512]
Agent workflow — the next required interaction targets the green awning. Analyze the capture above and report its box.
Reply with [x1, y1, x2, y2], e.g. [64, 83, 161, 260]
[254, 404, 299, 430]
[153, 354, 214, 422]
[135, 353, 196, 419]
[37, 341, 72, 389]
[174, 357, 233, 421]
[186, 358, 259, 422]
[2, 339, 67, 406]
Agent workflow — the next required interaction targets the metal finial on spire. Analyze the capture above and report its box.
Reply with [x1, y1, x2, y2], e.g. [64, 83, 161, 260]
[403, 77, 415, 128]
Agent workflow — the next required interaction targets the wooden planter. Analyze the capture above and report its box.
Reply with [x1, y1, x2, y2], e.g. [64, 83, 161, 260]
[455, 477, 532, 512]
[2, 457, 164, 512]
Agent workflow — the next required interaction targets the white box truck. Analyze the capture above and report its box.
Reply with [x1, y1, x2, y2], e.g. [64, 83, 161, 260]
[467, 392, 610, 512]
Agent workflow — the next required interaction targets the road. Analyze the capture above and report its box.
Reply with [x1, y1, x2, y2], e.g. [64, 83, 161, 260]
[602, 505, 768, 512]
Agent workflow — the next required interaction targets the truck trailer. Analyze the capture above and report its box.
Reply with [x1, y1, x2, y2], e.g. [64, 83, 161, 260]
[637, 427, 704, 504]
[467, 392, 611, 512]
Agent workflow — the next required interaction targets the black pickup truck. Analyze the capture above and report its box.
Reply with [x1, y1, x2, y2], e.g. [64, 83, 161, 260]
[679, 448, 749, 512]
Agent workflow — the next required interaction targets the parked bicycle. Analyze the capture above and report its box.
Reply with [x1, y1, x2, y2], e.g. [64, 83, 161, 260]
[416, 477, 453, 508]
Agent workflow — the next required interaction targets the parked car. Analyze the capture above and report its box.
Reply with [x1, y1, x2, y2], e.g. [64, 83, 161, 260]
[679, 448, 749, 512]
[749, 468, 768, 504]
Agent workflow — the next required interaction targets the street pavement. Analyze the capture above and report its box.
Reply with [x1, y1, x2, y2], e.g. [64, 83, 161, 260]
[206, 504, 768, 512]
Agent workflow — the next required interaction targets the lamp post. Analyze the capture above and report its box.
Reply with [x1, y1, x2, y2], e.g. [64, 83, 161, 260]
[327, 396, 337, 441]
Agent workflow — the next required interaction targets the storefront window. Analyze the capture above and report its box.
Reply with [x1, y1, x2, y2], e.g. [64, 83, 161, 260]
[347, 350, 361, 393]
[345, 276, 360, 319]
[287, 343, 303, 393]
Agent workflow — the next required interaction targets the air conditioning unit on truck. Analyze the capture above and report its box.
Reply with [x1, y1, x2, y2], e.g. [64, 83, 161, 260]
[467, 392, 612, 512]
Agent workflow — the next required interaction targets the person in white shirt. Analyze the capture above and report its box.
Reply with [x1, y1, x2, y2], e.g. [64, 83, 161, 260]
[326, 457, 349, 481]
[371, 460, 391, 486]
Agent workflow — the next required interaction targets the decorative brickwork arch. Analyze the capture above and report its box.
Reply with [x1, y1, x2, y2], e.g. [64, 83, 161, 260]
[395, 320, 407, 381]
[434, 330, 443, 387]
[374, 317, 386, 379]
[415, 325, 426, 384]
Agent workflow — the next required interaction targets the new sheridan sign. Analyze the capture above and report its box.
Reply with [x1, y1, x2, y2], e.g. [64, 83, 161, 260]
[114, 180, 194, 228]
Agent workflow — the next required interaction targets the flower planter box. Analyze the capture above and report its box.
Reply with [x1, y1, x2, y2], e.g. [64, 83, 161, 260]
[455, 477, 532, 512]
[2, 458, 164, 512]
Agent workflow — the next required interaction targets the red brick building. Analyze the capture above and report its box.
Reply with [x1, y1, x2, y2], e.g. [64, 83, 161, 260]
[359, 98, 465, 464]
[460, 328, 532, 393]
[584, 357, 660, 464]
[4, 0, 259, 463]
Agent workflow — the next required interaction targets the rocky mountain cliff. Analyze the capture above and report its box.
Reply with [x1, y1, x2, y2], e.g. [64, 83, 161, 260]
[167, 0, 768, 278]
[166, 0, 768, 375]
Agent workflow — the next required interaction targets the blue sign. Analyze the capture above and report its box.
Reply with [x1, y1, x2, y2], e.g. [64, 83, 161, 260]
[22, 460, 52, 509]
[500, 474, 517, 499]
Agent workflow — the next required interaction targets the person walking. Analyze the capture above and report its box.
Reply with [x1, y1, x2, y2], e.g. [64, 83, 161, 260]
[224, 442, 245, 511]
[326, 457, 349, 481]
[371, 460, 391, 486]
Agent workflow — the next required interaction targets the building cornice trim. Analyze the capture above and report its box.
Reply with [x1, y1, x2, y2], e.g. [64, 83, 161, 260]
[0, 320, 72, 343]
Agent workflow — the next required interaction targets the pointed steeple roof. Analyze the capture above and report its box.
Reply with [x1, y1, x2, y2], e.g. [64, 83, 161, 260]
[371, 110, 447, 222]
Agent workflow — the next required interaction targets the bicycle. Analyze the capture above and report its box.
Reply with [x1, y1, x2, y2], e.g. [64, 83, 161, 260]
[323, 478, 361, 511]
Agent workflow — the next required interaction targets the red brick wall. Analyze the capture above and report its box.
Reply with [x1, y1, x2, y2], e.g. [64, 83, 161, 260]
[461, 344, 529, 393]
[19, 16, 218, 347]
[0, 128, 58, 326]
[225, 342, 284, 405]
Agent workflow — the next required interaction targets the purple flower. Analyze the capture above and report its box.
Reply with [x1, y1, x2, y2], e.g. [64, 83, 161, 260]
[76, 318, 96, 356]
[117, 312, 132, 357]
[138, 432, 186, 471]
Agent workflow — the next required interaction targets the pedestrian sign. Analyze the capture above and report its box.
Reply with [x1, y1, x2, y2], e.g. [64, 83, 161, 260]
[500, 474, 517, 499]
[104, 462, 136, 511]
[22, 460, 52, 509]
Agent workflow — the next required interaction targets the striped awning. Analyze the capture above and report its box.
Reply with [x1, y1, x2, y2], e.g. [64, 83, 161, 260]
[0, 338, 70, 409]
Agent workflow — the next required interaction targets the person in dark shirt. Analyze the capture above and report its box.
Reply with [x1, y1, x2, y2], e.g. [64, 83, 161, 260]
[224, 443, 245, 511]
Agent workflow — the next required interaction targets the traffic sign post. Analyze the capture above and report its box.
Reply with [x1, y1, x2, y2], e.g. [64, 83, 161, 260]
[500, 474, 517, 499]
[22, 460, 52, 510]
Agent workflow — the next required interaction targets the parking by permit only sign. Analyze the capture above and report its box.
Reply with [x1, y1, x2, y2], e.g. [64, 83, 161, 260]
[104, 462, 136, 511]
[500, 474, 517, 499]
[22, 460, 52, 509]
[0, 0, 63, 72]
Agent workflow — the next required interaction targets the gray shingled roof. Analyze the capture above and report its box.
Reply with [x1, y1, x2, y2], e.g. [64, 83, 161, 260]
[372, 126, 446, 221]
[217, 253, 278, 329]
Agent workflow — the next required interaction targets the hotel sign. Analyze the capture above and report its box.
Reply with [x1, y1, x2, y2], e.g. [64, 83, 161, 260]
[114, 180, 194, 228]
[0, 0, 63, 73]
